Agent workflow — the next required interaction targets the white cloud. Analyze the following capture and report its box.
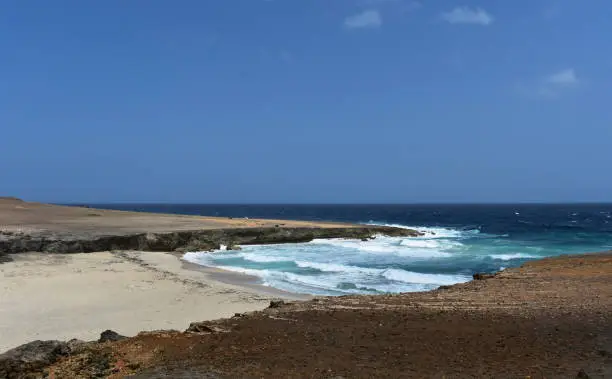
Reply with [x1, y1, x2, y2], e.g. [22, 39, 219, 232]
[344, 10, 382, 29]
[517, 68, 581, 99]
[546, 69, 579, 86]
[441, 6, 494, 26]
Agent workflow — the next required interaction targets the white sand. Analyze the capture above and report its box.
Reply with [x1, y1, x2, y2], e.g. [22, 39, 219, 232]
[0, 251, 285, 352]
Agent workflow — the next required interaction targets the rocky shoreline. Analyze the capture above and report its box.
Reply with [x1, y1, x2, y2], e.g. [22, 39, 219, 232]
[2, 200, 610, 378]
[0, 199, 420, 261]
[2, 252, 611, 378]
[0, 226, 419, 258]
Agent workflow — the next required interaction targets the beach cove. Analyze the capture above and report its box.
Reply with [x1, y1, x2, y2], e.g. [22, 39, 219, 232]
[1, 199, 611, 378]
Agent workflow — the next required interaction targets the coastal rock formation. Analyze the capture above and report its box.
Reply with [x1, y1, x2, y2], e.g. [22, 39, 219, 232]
[0, 200, 422, 258]
[0, 226, 421, 256]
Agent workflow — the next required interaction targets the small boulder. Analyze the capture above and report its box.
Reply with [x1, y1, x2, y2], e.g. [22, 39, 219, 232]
[226, 243, 242, 251]
[0, 340, 72, 378]
[268, 300, 286, 309]
[472, 273, 495, 280]
[360, 238, 369, 242]
[186, 322, 227, 334]
[576, 369, 590, 378]
[98, 330, 127, 343]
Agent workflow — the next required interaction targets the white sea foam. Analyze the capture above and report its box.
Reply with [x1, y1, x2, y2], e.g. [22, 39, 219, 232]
[488, 253, 539, 261]
[309, 237, 455, 258]
[183, 223, 514, 295]
[397, 239, 442, 248]
[240, 253, 289, 263]
[366, 222, 472, 239]
[382, 269, 470, 285]
[295, 261, 380, 275]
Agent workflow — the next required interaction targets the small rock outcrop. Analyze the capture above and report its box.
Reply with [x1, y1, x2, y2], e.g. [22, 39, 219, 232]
[473, 273, 495, 280]
[0, 340, 75, 378]
[226, 242, 242, 251]
[98, 330, 127, 343]
[186, 322, 227, 334]
[268, 300, 286, 309]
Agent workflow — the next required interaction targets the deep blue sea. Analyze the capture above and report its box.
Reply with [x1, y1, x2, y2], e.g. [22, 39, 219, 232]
[92, 204, 612, 296]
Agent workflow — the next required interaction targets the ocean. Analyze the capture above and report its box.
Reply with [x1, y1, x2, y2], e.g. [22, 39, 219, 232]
[92, 204, 612, 296]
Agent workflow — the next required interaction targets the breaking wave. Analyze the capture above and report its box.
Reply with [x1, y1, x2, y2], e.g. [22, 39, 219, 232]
[183, 222, 559, 295]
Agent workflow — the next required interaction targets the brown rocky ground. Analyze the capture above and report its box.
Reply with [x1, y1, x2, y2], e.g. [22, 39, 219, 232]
[0, 198, 354, 237]
[3, 253, 611, 378]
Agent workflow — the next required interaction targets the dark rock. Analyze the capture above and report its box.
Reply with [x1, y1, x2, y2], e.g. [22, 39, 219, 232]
[597, 349, 611, 357]
[186, 322, 216, 333]
[0, 254, 13, 263]
[2, 226, 421, 255]
[0, 340, 72, 378]
[268, 300, 285, 309]
[226, 242, 242, 251]
[361, 238, 369, 242]
[185, 322, 226, 334]
[98, 330, 127, 343]
[473, 273, 495, 280]
[576, 369, 590, 378]
[438, 285, 453, 290]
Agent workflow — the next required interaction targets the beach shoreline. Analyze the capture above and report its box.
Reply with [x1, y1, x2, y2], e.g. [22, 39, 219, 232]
[2, 200, 611, 377]
[0, 250, 303, 353]
[2, 251, 610, 378]
[0, 199, 411, 353]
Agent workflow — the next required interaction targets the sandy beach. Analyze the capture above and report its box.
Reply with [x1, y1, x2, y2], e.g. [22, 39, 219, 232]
[1, 200, 611, 378]
[0, 250, 301, 353]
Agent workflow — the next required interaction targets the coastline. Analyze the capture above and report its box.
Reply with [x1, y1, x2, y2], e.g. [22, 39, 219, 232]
[0, 250, 300, 353]
[2, 252, 610, 378]
[0, 199, 407, 352]
[2, 200, 611, 377]
[180, 258, 311, 301]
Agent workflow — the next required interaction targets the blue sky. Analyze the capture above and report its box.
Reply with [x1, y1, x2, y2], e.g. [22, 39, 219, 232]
[1, 0, 610, 203]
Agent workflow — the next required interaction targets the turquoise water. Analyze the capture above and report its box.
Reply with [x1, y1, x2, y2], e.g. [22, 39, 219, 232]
[183, 222, 612, 295]
[93, 204, 612, 296]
